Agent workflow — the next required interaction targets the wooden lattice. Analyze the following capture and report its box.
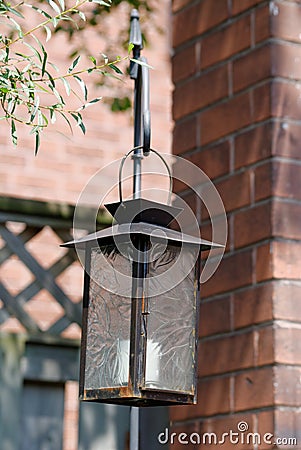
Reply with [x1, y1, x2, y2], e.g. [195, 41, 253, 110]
[0, 197, 107, 338]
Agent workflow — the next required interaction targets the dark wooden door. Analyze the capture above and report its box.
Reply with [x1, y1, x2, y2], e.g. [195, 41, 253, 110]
[20, 381, 64, 450]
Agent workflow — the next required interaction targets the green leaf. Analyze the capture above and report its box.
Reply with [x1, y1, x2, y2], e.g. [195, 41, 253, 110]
[50, 108, 56, 124]
[61, 77, 71, 96]
[43, 25, 52, 42]
[77, 97, 102, 111]
[23, 42, 43, 63]
[57, 0, 65, 11]
[48, 0, 61, 15]
[11, 119, 17, 146]
[52, 16, 58, 28]
[30, 96, 40, 122]
[34, 131, 40, 155]
[41, 51, 48, 77]
[91, 0, 112, 6]
[89, 56, 97, 66]
[6, 4, 24, 19]
[128, 43, 134, 54]
[109, 63, 123, 74]
[74, 75, 87, 101]
[101, 53, 108, 64]
[130, 58, 153, 69]
[60, 112, 73, 133]
[78, 11, 86, 21]
[68, 55, 81, 73]
[71, 112, 85, 134]
[24, 4, 52, 19]
[8, 17, 23, 38]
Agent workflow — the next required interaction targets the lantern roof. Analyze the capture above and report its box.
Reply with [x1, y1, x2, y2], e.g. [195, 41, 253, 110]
[61, 221, 221, 250]
[105, 198, 182, 227]
[62, 198, 223, 250]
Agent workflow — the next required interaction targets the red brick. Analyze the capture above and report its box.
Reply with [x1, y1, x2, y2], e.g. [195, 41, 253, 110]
[274, 409, 301, 445]
[232, 0, 265, 15]
[234, 202, 272, 248]
[198, 376, 231, 416]
[272, 81, 301, 121]
[234, 367, 274, 411]
[172, 150, 222, 192]
[257, 326, 274, 366]
[233, 283, 274, 329]
[173, 65, 229, 120]
[257, 410, 274, 450]
[200, 92, 252, 145]
[256, 242, 273, 283]
[235, 122, 273, 169]
[273, 161, 301, 201]
[172, 117, 197, 155]
[198, 330, 255, 376]
[187, 140, 230, 179]
[256, 240, 301, 284]
[272, 121, 301, 160]
[274, 365, 301, 406]
[172, 44, 197, 84]
[273, 200, 301, 240]
[273, 240, 301, 280]
[233, 44, 272, 93]
[275, 326, 301, 365]
[236, 120, 301, 170]
[173, 0, 229, 47]
[252, 82, 272, 122]
[216, 171, 251, 212]
[271, 42, 301, 80]
[202, 249, 253, 297]
[199, 296, 231, 337]
[273, 282, 301, 322]
[254, 161, 273, 201]
[169, 403, 199, 423]
[271, 1, 301, 43]
[255, 5, 270, 44]
[201, 16, 251, 69]
[172, 192, 197, 218]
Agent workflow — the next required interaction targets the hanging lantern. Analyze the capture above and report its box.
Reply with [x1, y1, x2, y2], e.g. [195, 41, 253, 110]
[62, 150, 220, 406]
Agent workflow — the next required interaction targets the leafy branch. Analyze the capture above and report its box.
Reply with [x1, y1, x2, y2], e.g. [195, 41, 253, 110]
[0, 0, 135, 153]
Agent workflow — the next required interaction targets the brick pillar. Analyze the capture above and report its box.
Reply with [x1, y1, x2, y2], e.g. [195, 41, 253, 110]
[171, 0, 301, 447]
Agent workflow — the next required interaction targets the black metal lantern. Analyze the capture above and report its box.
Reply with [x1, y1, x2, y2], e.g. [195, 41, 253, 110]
[62, 151, 220, 406]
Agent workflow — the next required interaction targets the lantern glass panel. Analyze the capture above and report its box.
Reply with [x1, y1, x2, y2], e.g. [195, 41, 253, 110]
[85, 244, 132, 389]
[144, 244, 199, 394]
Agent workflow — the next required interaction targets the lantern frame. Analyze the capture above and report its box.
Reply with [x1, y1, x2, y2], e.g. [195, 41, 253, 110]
[63, 198, 220, 406]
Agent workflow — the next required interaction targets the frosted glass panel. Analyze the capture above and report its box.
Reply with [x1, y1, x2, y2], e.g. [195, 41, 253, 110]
[85, 245, 132, 389]
[145, 244, 198, 394]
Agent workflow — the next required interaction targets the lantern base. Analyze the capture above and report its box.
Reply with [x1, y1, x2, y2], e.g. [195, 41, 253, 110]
[80, 388, 196, 407]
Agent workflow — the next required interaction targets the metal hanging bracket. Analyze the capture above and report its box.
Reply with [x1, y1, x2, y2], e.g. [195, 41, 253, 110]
[129, 9, 151, 158]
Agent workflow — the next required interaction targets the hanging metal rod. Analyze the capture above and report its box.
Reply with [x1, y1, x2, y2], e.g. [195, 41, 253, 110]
[129, 9, 151, 199]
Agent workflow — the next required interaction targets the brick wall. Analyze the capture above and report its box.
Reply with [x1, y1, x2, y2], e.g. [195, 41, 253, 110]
[171, 0, 301, 447]
[0, 2, 172, 206]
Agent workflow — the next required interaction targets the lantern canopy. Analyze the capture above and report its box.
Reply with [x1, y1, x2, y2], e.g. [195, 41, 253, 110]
[62, 198, 220, 406]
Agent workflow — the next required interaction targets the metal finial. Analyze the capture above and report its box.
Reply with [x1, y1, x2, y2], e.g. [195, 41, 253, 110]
[130, 8, 143, 49]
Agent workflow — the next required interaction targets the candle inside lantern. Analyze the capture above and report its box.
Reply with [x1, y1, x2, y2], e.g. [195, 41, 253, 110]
[118, 339, 160, 386]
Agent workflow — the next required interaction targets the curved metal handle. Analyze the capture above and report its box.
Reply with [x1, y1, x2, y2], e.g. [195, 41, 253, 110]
[119, 147, 173, 204]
